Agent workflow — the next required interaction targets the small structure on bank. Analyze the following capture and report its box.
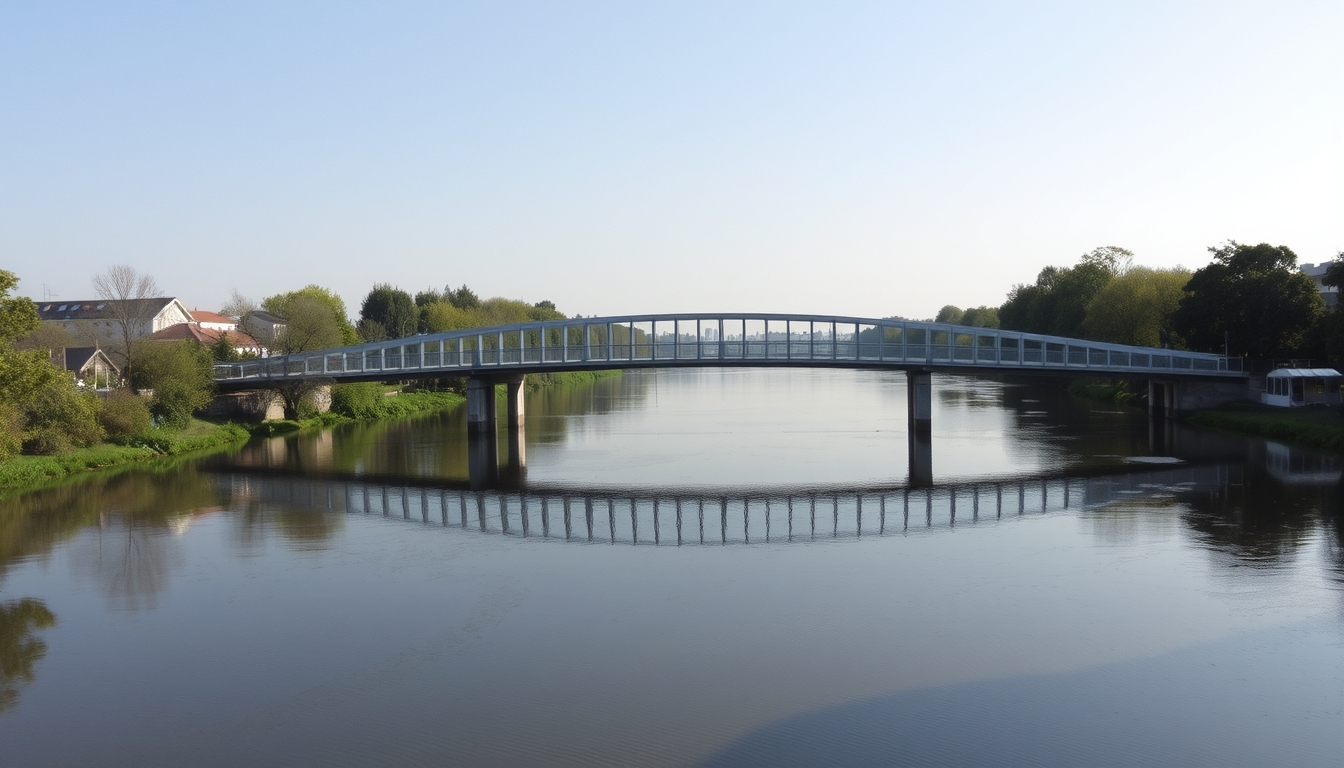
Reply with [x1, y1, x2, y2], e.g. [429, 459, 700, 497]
[60, 347, 120, 389]
[1261, 368, 1344, 407]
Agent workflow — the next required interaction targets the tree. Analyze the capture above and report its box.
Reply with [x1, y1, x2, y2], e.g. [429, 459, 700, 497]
[273, 295, 346, 354]
[20, 377, 101, 455]
[0, 271, 57, 460]
[359, 284, 417, 339]
[132, 341, 216, 429]
[1083, 267, 1191, 347]
[446, 284, 481, 310]
[959, 306, 1000, 328]
[934, 305, 964, 324]
[999, 249, 1124, 337]
[1172, 241, 1323, 357]
[262, 286, 359, 346]
[91, 265, 161, 379]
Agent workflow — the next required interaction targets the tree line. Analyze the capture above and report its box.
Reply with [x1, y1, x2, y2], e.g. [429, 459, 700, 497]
[936, 242, 1339, 361]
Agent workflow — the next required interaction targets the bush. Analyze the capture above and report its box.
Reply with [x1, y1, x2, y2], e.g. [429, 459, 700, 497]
[98, 389, 152, 440]
[0, 403, 22, 462]
[133, 342, 216, 429]
[21, 379, 101, 455]
[330, 382, 386, 419]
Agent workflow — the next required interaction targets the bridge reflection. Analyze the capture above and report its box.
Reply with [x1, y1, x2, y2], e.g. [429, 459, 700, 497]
[212, 464, 1240, 545]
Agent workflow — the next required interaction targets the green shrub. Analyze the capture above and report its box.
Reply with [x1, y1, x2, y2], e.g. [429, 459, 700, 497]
[0, 403, 21, 462]
[133, 342, 216, 429]
[98, 389, 152, 440]
[330, 382, 386, 419]
[21, 379, 101, 455]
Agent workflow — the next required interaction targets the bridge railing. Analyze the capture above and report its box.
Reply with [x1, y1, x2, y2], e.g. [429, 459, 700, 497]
[214, 313, 1243, 381]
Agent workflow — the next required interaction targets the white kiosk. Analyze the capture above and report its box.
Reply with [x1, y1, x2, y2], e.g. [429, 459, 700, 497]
[1261, 368, 1344, 407]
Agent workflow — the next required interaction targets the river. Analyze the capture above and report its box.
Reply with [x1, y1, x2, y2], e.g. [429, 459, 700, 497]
[2, 369, 1343, 766]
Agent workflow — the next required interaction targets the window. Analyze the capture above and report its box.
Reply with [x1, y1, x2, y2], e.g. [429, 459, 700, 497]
[57, 304, 67, 311]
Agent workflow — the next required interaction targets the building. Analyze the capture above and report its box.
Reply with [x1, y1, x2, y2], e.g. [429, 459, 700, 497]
[1299, 263, 1338, 308]
[241, 310, 287, 343]
[37, 298, 193, 343]
[58, 347, 119, 388]
[1261, 367, 1343, 407]
[147, 322, 267, 357]
[190, 310, 238, 332]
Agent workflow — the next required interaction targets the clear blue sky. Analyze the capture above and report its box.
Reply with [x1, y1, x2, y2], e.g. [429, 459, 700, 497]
[3, 1, 1340, 320]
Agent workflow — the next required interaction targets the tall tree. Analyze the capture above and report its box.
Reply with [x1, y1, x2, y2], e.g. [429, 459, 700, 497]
[262, 286, 359, 346]
[91, 265, 161, 379]
[359, 284, 417, 339]
[934, 305, 964, 324]
[1083, 267, 1190, 347]
[999, 249, 1124, 337]
[0, 271, 59, 460]
[1172, 241, 1323, 357]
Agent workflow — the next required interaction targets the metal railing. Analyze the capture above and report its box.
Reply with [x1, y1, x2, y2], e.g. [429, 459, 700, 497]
[214, 313, 1244, 382]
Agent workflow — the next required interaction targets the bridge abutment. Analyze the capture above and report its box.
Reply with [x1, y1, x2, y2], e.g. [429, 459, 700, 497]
[907, 371, 933, 487]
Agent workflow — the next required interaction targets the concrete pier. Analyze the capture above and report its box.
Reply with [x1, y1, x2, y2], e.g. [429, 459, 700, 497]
[466, 378, 497, 433]
[907, 371, 933, 487]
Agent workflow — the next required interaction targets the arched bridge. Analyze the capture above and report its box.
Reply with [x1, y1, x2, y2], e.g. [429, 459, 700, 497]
[214, 312, 1244, 386]
[212, 313, 1248, 486]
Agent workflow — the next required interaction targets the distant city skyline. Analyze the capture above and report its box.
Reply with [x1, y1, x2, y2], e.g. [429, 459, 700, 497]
[3, 1, 1340, 320]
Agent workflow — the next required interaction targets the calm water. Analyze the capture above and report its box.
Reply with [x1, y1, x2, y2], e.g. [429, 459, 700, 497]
[2, 369, 1343, 767]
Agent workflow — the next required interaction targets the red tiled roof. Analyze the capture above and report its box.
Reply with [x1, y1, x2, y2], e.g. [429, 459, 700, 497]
[190, 310, 236, 325]
[147, 323, 263, 350]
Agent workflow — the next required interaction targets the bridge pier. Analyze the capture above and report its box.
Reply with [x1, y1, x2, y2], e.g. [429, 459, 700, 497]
[907, 371, 933, 487]
[467, 378, 497, 433]
[467, 375, 527, 489]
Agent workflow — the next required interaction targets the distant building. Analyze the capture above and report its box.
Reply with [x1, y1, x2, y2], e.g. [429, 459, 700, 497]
[190, 310, 238, 332]
[37, 298, 193, 342]
[58, 347, 119, 388]
[147, 322, 266, 357]
[1299, 263, 1338, 308]
[241, 310, 287, 342]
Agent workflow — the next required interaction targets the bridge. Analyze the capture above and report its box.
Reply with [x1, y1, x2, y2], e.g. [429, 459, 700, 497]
[212, 313, 1248, 486]
[212, 463, 1241, 546]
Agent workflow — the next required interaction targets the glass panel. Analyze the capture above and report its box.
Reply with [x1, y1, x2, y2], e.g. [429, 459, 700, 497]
[609, 322, 633, 361]
[905, 327, 926, 360]
[565, 325, 584, 361]
[404, 344, 420, 368]
[835, 323, 857, 359]
[1045, 342, 1065, 364]
[999, 336, 1019, 362]
[744, 319, 766, 359]
[812, 322, 834, 358]
[700, 320, 720, 359]
[677, 319, 698, 359]
[632, 321, 653, 360]
[722, 318, 744, 359]
[930, 330, 950, 362]
[365, 350, 382, 370]
[953, 332, 973, 361]
[1023, 339, 1043, 363]
[766, 319, 788, 358]
[790, 320, 811, 358]
[858, 324, 880, 359]
[1089, 348, 1107, 366]
[423, 341, 441, 367]
[587, 324, 608, 362]
[883, 326, 904, 359]
[977, 335, 997, 362]
[652, 321, 676, 360]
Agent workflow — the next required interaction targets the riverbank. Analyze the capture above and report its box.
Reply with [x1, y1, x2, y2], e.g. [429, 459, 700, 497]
[1185, 402, 1344, 453]
[0, 418, 252, 494]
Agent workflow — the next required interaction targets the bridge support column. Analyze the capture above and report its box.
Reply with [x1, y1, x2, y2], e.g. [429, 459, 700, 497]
[907, 371, 933, 488]
[504, 375, 527, 485]
[466, 377, 496, 433]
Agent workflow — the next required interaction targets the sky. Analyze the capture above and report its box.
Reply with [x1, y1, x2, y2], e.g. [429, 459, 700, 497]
[2, 1, 1341, 321]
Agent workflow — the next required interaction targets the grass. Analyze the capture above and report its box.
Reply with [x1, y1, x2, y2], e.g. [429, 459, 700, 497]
[1185, 402, 1344, 453]
[0, 418, 251, 493]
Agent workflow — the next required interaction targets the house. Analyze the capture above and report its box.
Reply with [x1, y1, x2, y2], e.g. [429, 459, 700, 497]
[190, 310, 238, 332]
[147, 322, 266, 357]
[241, 310, 287, 342]
[37, 298, 193, 343]
[59, 347, 119, 388]
[1261, 368, 1343, 407]
[1299, 263, 1338, 308]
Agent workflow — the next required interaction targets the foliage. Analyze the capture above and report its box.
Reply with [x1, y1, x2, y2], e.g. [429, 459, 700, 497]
[330, 382, 388, 420]
[1082, 267, 1191, 347]
[360, 284, 417, 339]
[446, 284, 481, 310]
[0, 598, 56, 713]
[356, 318, 388, 342]
[20, 378, 102, 455]
[1172, 242, 1323, 357]
[262, 285, 359, 346]
[133, 341, 216, 429]
[1187, 404, 1344, 454]
[0, 272, 41, 345]
[98, 389, 152, 440]
[420, 295, 566, 333]
[0, 404, 21, 463]
[959, 306, 999, 328]
[1000, 248, 1125, 337]
[934, 305, 963, 324]
[273, 295, 348, 354]
[14, 322, 73, 353]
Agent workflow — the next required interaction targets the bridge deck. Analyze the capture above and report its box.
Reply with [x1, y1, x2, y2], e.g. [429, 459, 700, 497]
[215, 312, 1244, 387]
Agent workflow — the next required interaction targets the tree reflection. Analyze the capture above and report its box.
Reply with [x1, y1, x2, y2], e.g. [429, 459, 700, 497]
[0, 598, 56, 713]
[1180, 468, 1331, 568]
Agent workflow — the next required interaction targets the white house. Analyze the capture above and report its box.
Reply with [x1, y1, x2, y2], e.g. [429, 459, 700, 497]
[38, 298, 193, 342]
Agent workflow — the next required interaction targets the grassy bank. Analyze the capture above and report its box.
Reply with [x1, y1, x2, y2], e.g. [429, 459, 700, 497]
[0, 418, 251, 493]
[1068, 379, 1145, 407]
[1186, 403, 1344, 453]
[251, 389, 467, 437]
